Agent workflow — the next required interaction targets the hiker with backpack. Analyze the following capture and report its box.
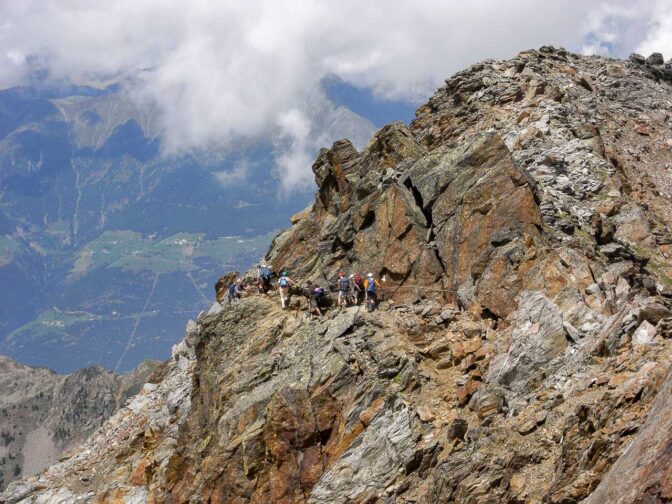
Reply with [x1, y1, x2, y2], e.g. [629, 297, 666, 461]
[277, 271, 294, 309]
[364, 273, 381, 312]
[258, 264, 273, 293]
[306, 284, 324, 317]
[351, 273, 364, 305]
[337, 272, 349, 308]
[228, 279, 241, 304]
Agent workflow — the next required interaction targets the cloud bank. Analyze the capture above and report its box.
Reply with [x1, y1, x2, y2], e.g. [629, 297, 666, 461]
[1, 0, 671, 189]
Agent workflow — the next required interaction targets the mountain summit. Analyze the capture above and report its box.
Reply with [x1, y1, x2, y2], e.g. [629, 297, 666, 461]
[4, 46, 672, 503]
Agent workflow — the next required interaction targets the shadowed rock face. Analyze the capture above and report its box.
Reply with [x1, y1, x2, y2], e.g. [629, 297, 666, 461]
[5, 46, 672, 503]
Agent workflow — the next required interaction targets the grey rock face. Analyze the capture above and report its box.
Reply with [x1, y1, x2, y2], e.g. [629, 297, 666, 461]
[632, 320, 656, 345]
[309, 398, 414, 503]
[585, 365, 672, 504]
[488, 291, 567, 394]
[646, 52, 665, 66]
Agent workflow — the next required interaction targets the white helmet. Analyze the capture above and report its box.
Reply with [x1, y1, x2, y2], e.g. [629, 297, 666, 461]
[367, 273, 373, 278]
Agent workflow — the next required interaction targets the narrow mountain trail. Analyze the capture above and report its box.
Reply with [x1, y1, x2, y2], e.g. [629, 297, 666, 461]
[113, 273, 158, 372]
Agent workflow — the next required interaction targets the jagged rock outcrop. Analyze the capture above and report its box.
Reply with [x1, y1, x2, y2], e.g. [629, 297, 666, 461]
[5, 46, 672, 503]
[0, 356, 158, 491]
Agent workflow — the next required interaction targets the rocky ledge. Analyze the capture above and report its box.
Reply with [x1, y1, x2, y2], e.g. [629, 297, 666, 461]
[4, 46, 672, 503]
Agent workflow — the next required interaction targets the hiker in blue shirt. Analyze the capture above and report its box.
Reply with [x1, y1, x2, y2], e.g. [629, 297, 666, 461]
[337, 271, 350, 308]
[228, 280, 241, 304]
[258, 263, 273, 293]
[364, 273, 381, 312]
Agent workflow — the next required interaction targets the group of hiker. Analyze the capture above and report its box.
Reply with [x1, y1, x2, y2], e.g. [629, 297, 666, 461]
[336, 271, 382, 312]
[304, 271, 382, 316]
[224, 263, 385, 315]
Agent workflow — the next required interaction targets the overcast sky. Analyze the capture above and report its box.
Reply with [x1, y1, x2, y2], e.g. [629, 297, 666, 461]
[1, 0, 671, 188]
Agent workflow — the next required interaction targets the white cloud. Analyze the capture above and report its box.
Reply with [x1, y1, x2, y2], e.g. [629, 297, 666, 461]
[0, 0, 668, 189]
[274, 108, 313, 189]
[213, 159, 250, 188]
[272, 91, 377, 191]
[578, 0, 670, 57]
[636, 0, 672, 58]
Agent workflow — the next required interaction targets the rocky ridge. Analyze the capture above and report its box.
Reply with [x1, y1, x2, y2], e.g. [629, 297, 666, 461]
[0, 356, 159, 491]
[4, 47, 672, 503]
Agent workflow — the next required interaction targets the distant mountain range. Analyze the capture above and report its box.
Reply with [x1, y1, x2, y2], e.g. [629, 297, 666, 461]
[0, 79, 377, 372]
[0, 355, 159, 490]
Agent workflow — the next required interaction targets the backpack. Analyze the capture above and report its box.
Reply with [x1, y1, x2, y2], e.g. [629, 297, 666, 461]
[366, 278, 377, 293]
[228, 283, 236, 295]
[279, 277, 289, 287]
[261, 267, 271, 280]
[314, 287, 324, 298]
[354, 274, 363, 287]
[339, 277, 349, 291]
